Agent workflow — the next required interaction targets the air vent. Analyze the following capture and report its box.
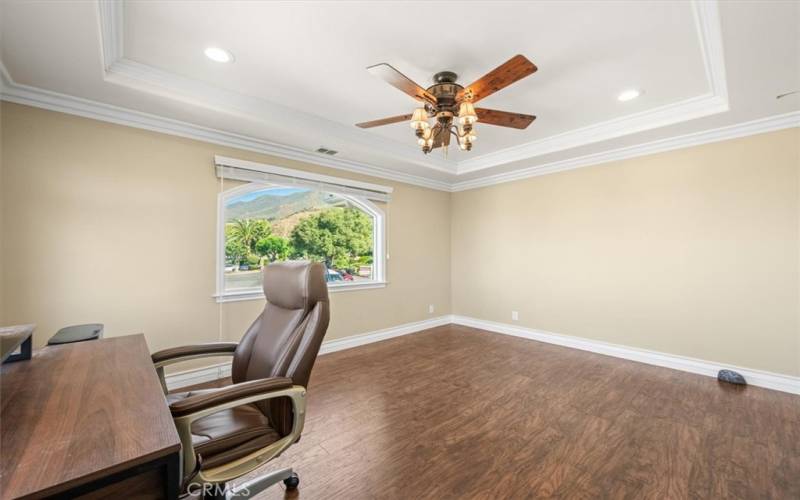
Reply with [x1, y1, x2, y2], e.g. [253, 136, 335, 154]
[315, 147, 338, 155]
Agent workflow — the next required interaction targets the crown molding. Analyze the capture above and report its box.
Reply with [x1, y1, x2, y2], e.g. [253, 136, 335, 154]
[3, 64, 796, 195]
[95, 0, 730, 177]
[451, 111, 800, 191]
[3, 1, 795, 194]
[693, 0, 728, 100]
[0, 64, 452, 192]
[95, 0, 457, 176]
[456, 93, 728, 174]
[103, 58, 458, 176]
[97, 0, 124, 69]
[455, 0, 729, 174]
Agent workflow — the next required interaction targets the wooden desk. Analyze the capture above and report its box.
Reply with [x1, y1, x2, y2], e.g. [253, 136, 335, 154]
[0, 325, 34, 363]
[1, 335, 181, 499]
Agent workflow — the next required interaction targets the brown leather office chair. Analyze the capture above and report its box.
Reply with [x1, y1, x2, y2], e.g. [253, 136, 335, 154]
[152, 261, 330, 498]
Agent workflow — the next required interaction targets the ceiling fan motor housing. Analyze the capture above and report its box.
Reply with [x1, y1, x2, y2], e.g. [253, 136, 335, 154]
[433, 71, 458, 84]
[436, 110, 454, 125]
[426, 73, 463, 118]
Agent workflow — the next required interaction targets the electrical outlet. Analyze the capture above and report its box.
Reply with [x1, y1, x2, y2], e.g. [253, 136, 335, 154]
[511, 311, 519, 321]
[428, 304, 435, 314]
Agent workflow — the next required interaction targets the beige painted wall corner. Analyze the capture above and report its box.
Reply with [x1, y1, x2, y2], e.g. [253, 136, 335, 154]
[451, 128, 800, 376]
[2, 102, 797, 378]
[0, 103, 452, 370]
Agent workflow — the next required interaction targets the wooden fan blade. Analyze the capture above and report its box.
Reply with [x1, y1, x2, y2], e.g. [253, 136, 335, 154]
[367, 63, 437, 105]
[457, 55, 537, 103]
[475, 108, 536, 129]
[356, 114, 413, 128]
[432, 125, 451, 149]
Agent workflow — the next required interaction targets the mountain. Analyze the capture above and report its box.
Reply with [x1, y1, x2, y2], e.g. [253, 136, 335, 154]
[225, 190, 344, 222]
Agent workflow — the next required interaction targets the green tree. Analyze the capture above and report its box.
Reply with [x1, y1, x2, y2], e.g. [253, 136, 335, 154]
[256, 235, 291, 262]
[225, 238, 248, 266]
[227, 218, 271, 255]
[290, 207, 372, 269]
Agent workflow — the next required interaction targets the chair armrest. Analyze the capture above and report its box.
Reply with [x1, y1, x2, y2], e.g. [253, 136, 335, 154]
[171, 379, 308, 484]
[152, 343, 238, 395]
[152, 342, 238, 366]
[169, 377, 293, 417]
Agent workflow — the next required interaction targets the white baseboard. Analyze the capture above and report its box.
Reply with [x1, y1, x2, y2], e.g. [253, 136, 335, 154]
[166, 314, 799, 395]
[451, 315, 800, 395]
[317, 316, 451, 354]
[164, 315, 451, 390]
[165, 362, 232, 391]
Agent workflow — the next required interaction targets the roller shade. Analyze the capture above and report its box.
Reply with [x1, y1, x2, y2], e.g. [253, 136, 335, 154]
[215, 155, 392, 202]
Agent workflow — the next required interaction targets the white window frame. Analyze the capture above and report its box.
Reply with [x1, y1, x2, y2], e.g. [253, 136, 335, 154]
[214, 182, 387, 303]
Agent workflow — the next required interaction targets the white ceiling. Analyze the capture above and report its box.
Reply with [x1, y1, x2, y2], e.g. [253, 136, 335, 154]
[1, 1, 798, 190]
[123, 1, 706, 154]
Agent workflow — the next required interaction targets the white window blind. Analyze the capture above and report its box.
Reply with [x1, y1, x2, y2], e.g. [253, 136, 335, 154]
[214, 156, 392, 202]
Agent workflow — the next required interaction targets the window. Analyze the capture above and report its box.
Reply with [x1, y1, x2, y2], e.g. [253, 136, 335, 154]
[215, 157, 388, 301]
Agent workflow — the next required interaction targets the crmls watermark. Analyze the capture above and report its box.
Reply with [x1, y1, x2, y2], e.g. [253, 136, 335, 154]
[186, 483, 251, 497]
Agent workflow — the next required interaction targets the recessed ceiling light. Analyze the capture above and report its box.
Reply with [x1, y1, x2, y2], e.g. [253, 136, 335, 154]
[617, 89, 641, 102]
[204, 47, 234, 63]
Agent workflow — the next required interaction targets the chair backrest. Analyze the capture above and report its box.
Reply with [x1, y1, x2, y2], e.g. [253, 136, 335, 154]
[231, 260, 330, 435]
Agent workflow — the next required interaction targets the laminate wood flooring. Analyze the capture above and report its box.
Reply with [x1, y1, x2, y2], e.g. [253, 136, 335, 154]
[193, 324, 798, 499]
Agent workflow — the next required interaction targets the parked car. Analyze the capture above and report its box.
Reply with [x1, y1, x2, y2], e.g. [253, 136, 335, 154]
[341, 271, 354, 281]
[325, 269, 343, 282]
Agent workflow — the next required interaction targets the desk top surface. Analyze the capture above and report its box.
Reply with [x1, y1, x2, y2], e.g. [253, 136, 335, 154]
[1, 334, 180, 499]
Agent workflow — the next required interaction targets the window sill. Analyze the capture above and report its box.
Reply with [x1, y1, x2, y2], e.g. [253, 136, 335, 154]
[213, 281, 388, 303]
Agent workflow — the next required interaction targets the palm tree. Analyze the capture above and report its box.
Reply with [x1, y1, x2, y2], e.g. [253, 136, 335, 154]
[227, 218, 270, 255]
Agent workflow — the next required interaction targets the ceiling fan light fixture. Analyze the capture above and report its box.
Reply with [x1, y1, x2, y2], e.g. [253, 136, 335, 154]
[204, 46, 234, 63]
[357, 55, 538, 156]
[459, 130, 477, 143]
[458, 102, 478, 125]
[410, 108, 429, 130]
[617, 89, 641, 102]
[417, 128, 433, 146]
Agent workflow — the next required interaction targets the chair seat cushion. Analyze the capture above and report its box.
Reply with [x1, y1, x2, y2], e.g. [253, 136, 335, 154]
[167, 389, 281, 469]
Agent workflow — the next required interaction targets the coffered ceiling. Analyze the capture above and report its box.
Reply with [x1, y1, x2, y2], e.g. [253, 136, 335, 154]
[1, 1, 798, 191]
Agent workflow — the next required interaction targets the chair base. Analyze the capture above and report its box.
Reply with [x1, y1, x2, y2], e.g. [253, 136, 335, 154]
[222, 467, 296, 499]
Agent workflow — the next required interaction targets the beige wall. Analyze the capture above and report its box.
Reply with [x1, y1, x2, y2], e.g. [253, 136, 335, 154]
[2, 102, 798, 378]
[452, 128, 800, 376]
[0, 105, 4, 326]
[0, 103, 451, 362]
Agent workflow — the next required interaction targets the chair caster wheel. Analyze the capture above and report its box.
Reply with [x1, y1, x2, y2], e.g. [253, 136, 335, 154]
[283, 473, 299, 490]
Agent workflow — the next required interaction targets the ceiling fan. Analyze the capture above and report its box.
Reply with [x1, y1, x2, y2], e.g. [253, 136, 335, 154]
[356, 55, 538, 156]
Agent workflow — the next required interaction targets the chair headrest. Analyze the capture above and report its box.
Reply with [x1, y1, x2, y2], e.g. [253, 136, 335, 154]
[262, 261, 329, 310]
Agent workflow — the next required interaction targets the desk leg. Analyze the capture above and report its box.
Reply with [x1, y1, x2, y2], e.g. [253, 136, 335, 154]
[5, 336, 32, 363]
[165, 451, 180, 500]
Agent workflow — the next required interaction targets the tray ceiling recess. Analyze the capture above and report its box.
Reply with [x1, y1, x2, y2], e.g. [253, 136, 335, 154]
[1, 0, 798, 191]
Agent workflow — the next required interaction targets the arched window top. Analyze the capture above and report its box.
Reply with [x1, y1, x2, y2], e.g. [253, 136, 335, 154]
[216, 182, 386, 302]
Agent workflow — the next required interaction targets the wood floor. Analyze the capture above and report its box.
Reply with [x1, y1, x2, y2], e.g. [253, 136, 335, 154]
[217, 324, 798, 499]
